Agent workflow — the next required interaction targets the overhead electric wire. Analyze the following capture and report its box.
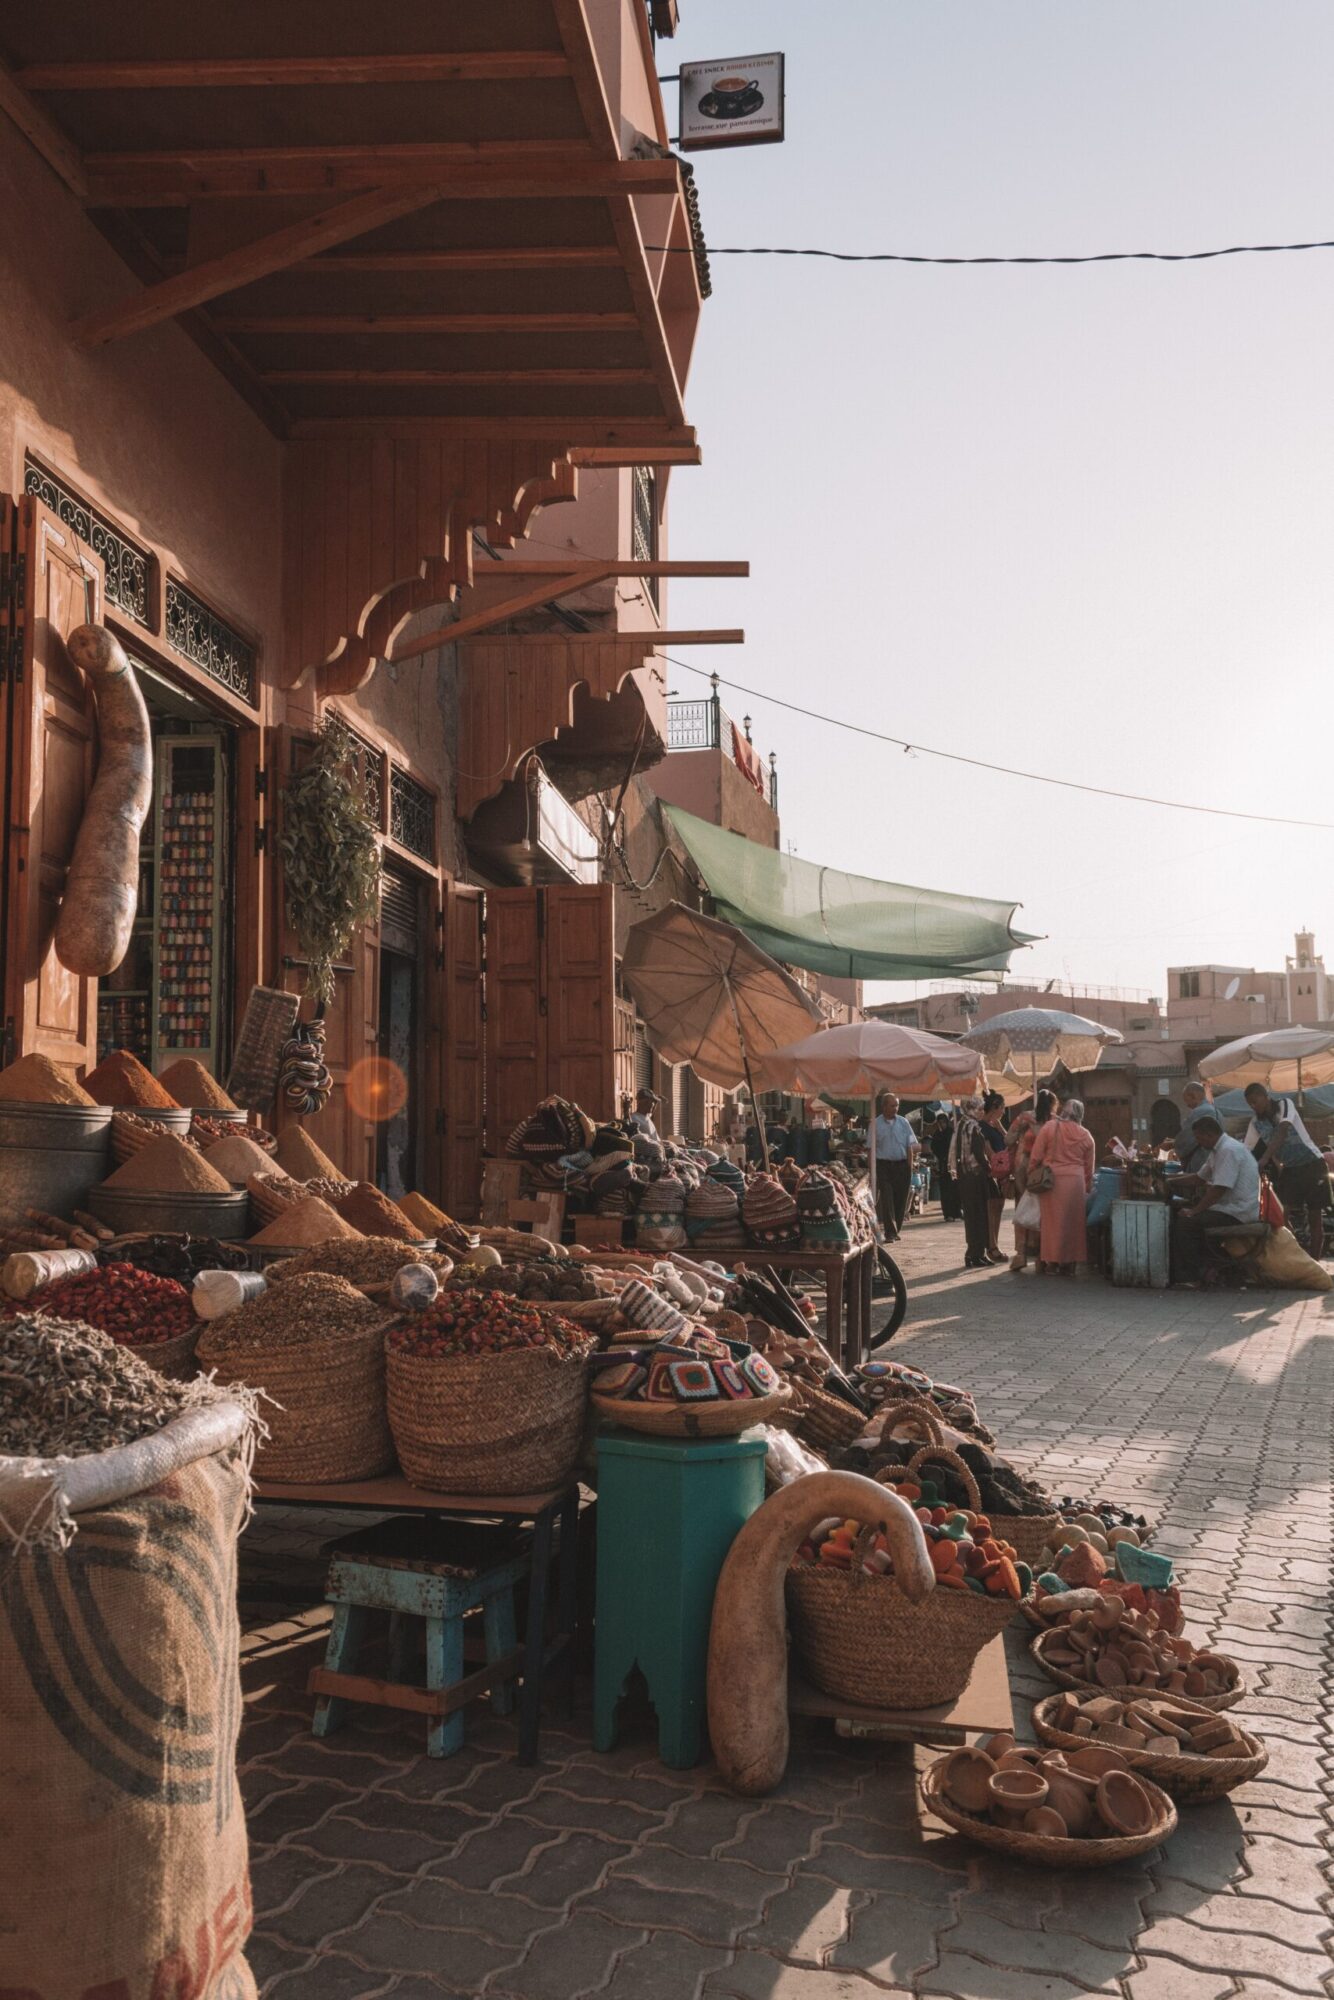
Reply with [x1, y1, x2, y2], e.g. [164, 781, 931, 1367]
[648, 236, 1334, 266]
[662, 656, 1334, 832]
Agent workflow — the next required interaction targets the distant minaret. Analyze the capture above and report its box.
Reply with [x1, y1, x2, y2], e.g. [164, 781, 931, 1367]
[1285, 931, 1328, 1023]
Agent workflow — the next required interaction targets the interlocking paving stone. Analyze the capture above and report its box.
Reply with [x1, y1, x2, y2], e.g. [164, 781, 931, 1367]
[483, 1911, 647, 1998]
[240, 1221, 1334, 1997]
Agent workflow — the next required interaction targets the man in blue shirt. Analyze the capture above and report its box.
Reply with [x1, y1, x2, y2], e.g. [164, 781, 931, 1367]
[1173, 1082, 1225, 1174]
[873, 1092, 919, 1241]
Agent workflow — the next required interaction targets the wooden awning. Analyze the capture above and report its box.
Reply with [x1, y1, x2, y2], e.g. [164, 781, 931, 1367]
[0, 1, 702, 446]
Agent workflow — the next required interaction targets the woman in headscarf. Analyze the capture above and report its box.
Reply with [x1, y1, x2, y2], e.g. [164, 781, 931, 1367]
[1028, 1097, 1097, 1274]
[949, 1096, 996, 1269]
[1008, 1087, 1058, 1272]
[978, 1090, 1011, 1263]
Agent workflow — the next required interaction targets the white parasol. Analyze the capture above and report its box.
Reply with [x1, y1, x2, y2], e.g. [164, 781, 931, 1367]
[959, 1006, 1123, 1110]
[1198, 1024, 1334, 1104]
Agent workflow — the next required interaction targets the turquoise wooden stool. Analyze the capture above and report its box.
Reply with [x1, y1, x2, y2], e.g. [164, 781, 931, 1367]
[593, 1430, 766, 1769]
[309, 1518, 527, 1758]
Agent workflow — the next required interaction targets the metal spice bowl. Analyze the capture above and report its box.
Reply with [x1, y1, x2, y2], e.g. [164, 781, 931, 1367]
[88, 1185, 250, 1241]
[109, 1105, 194, 1136]
[0, 1102, 112, 1221]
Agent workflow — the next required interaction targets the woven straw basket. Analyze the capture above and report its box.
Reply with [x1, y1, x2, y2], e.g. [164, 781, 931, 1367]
[997, 1510, 1066, 1566]
[1030, 1628, 1246, 1712]
[198, 1319, 394, 1481]
[127, 1326, 199, 1383]
[781, 1379, 867, 1453]
[875, 1398, 945, 1449]
[592, 1382, 790, 1440]
[787, 1448, 1020, 1710]
[386, 1340, 591, 1494]
[920, 1758, 1177, 1868]
[1032, 1693, 1267, 1804]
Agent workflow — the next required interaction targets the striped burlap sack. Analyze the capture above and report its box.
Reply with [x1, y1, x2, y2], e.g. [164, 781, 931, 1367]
[0, 1442, 258, 1999]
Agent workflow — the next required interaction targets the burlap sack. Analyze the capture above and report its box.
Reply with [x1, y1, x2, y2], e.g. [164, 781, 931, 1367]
[0, 1447, 257, 1999]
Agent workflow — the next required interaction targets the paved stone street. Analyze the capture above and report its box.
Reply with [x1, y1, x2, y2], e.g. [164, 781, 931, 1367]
[238, 1218, 1334, 1998]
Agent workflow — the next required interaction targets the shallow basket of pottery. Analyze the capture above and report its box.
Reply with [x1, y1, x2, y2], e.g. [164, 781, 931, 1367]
[1030, 1608, 1245, 1712]
[1032, 1691, 1267, 1805]
[921, 1732, 1177, 1869]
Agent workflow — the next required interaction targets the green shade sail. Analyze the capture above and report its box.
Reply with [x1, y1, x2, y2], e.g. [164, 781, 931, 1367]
[663, 806, 1036, 983]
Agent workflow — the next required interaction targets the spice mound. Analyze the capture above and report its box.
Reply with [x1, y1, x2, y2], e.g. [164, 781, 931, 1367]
[202, 1271, 386, 1352]
[0, 1053, 96, 1106]
[268, 1237, 455, 1286]
[18, 1261, 195, 1345]
[335, 1181, 421, 1242]
[272, 1125, 342, 1181]
[387, 1288, 590, 1358]
[202, 1132, 280, 1184]
[155, 1057, 238, 1110]
[104, 1133, 232, 1195]
[84, 1048, 179, 1109]
[0, 1313, 204, 1457]
[248, 1197, 360, 1246]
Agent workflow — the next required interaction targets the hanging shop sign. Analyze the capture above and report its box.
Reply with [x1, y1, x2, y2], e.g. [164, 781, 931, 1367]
[678, 51, 785, 152]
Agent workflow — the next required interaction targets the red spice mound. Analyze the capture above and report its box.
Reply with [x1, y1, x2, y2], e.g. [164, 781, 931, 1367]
[387, 1289, 589, 1358]
[25, 1262, 194, 1345]
[85, 1049, 179, 1109]
[335, 1181, 421, 1242]
[156, 1058, 237, 1110]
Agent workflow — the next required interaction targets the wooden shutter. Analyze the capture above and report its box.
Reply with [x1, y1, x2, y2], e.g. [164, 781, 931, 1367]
[484, 886, 543, 1149]
[272, 723, 380, 1178]
[2, 498, 103, 1074]
[544, 882, 615, 1122]
[440, 876, 484, 1217]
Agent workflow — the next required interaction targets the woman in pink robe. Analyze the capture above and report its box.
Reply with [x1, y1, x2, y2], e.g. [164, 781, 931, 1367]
[1029, 1098, 1097, 1273]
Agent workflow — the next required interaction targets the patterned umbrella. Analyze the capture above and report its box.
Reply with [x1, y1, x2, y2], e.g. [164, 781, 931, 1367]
[959, 1007, 1123, 1104]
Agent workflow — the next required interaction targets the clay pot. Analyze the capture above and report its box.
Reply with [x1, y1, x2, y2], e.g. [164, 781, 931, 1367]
[1096, 1769, 1156, 1836]
[1040, 1762, 1094, 1835]
[988, 1767, 1048, 1815]
[1023, 1806, 1069, 1837]
[979, 1730, 1016, 1762]
[1066, 1745, 1130, 1780]
[995, 1748, 1043, 1772]
[940, 1747, 996, 1814]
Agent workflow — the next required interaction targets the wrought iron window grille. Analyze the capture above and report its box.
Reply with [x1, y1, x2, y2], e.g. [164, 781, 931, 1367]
[24, 458, 151, 626]
[164, 580, 258, 705]
[389, 765, 435, 861]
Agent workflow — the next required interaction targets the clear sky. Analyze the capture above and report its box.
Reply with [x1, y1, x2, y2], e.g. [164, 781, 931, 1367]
[662, 2, 1334, 1007]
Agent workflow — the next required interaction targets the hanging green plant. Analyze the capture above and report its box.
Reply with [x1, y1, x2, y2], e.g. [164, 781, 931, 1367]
[278, 715, 381, 1007]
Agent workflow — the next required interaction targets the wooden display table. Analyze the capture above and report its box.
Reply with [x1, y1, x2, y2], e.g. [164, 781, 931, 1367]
[789, 1630, 1014, 1748]
[728, 1241, 876, 1367]
[254, 1475, 580, 1764]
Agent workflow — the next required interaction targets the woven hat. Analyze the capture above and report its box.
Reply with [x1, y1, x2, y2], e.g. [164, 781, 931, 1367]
[592, 1122, 635, 1159]
[796, 1169, 838, 1217]
[640, 1171, 686, 1214]
[685, 1179, 740, 1243]
[742, 1173, 800, 1244]
[708, 1158, 746, 1194]
[632, 1135, 665, 1167]
[507, 1095, 594, 1162]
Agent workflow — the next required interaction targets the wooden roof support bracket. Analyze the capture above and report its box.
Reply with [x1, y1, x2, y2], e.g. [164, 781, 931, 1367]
[0, 53, 86, 197]
[70, 182, 467, 348]
[389, 563, 619, 665]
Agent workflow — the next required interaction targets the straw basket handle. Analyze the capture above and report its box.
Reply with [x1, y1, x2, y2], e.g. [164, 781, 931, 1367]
[906, 1443, 982, 1514]
[876, 1398, 944, 1447]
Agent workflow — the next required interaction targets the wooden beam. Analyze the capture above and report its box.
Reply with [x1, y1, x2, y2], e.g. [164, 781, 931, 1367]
[295, 246, 623, 274]
[85, 149, 680, 204]
[568, 443, 701, 466]
[19, 53, 571, 89]
[497, 630, 743, 645]
[550, 0, 621, 158]
[261, 367, 653, 386]
[390, 563, 617, 663]
[477, 560, 748, 577]
[71, 183, 465, 348]
[289, 417, 697, 445]
[0, 54, 86, 197]
[607, 195, 685, 427]
[215, 311, 639, 335]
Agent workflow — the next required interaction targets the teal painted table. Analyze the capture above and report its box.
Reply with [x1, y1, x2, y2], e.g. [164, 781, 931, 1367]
[593, 1429, 767, 1769]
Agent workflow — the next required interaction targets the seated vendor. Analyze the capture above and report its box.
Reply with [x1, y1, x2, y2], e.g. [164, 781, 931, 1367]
[1173, 1115, 1261, 1283]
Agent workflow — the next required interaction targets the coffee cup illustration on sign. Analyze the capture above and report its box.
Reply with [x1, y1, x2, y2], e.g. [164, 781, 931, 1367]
[700, 75, 764, 120]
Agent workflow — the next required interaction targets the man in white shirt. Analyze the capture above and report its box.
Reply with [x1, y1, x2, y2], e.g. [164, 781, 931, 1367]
[628, 1089, 661, 1144]
[873, 1092, 919, 1242]
[1174, 1115, 1261, 1282]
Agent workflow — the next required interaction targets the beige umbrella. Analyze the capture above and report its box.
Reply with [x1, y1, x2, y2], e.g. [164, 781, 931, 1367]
[1198, 1025, 1334, 1104]
[751, 1019, 986, 1214]
[621, 904, 821, 1166]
